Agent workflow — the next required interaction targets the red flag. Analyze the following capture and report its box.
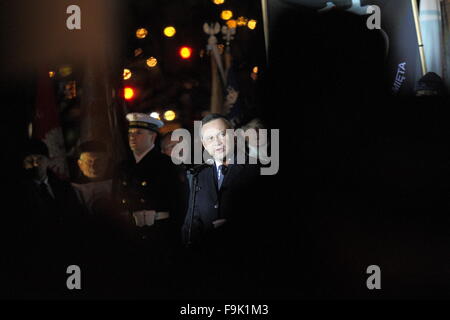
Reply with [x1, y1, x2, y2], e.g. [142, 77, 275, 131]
[33, 70, 69, 179]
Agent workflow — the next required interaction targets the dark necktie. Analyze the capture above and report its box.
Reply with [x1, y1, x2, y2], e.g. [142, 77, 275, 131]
[219, 165, 228, 175]
[218, 165, 228, 189]
[39, 182, 55, 204]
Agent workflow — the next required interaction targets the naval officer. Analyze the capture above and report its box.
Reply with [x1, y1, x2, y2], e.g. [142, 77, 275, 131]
[113, 113, 186, 296]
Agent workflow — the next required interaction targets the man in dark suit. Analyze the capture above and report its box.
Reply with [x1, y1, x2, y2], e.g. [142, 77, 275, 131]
[180, 114, 267, 298]
[19, 139, 85, 297]
[21, 139, 84, 242]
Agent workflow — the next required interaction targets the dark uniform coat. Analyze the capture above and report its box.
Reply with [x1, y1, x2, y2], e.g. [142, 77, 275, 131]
[114, 147, 185, 230]
[113, 146, 186, 297]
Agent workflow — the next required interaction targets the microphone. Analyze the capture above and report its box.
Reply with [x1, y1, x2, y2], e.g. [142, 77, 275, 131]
[186, 158, 215, 174]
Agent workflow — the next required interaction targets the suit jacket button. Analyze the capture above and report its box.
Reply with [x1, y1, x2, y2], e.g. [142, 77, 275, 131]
[140, 198, 146, 203]
[122, 181, 127, 186]
[214, 204, 219, 209]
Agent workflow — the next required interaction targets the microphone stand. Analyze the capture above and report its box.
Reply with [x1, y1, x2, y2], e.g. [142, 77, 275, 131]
[185, 159, 214, 247]
[186, 166, 202, 248]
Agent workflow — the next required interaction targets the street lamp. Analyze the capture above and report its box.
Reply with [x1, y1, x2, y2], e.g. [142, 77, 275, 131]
[164, 26, 176, 37]
[164, 110, 176, 121]
[221, 10, 233, 21]
[136, 28, 148, 39]
[237, 16, 248, 27]
[179, 46, 192, 59]
[124, 87, 135, 100]
[247, 19, 257, 30]
[123, 68, 132, 80]
[227, 19, 237, 28]
[146, 57, 158, 68]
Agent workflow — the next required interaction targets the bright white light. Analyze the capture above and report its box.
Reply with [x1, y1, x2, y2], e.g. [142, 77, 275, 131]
[150, 112, 160, 120]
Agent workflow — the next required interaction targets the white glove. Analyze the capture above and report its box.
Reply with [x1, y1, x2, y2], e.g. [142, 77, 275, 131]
[133, 210, 156, 227]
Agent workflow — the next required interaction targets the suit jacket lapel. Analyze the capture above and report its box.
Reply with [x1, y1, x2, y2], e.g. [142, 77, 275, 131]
[220, 164, 241, 191]
[207, 165, 218, 202]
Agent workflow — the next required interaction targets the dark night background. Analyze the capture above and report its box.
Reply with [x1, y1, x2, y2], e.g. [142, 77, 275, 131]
[1, 0, 450, 300]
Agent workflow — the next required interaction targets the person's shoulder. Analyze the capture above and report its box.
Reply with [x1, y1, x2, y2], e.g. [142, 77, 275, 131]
[18, 177, 36, 192]
[47, 171, 64, 184]
[158, 151, 174, 164]
[49, 172, 77, 194]
[196, 164, 214, 178]
[235, 160, 261, 173]
[71, 174, 90, 184]
[73, 179, 112, 188]
[155, 150, 181, 170]
[115, 157, 132, 171]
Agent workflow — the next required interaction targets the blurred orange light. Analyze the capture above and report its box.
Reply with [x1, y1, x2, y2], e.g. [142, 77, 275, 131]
[221, 10, 233, 21]
[237, 16, 248, 27]
[226, 19, 237, 29]
[124, 87, 135, 100]
[146, 57, 158, 67]
[59, 65, 72, 77]
[164, 110, 176, 121]
[247, 19, 257, 30]
[136, 28, 148, 39]
[180, 46, 192, 59]
[123, 68, 132, 80]
[164, 26, 176, 37]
